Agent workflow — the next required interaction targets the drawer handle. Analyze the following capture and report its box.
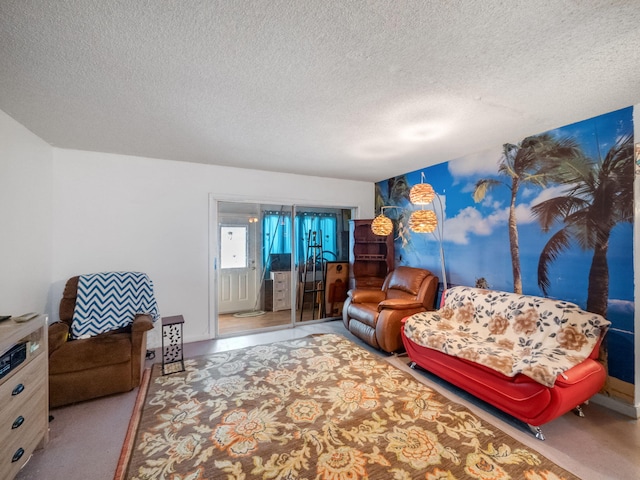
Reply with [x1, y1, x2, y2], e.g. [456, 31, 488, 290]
[12, 383, 25, 396]
[12, 416, 25, 429]
[12, 448, 24, 463]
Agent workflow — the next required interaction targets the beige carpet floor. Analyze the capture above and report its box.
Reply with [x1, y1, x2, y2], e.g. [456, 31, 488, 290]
[17, 320, 640, 480]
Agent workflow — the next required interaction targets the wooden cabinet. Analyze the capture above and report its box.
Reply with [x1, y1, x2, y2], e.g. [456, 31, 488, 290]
[0, 316, 48, 480]
[348, 219, 394, 290]
[264, 271, 292, 311]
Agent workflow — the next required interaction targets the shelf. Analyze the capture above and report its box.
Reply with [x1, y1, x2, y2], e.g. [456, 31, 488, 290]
[354, 254, 387, 261]
[353, 237, 388, 243]
[349, 219, 394, 290]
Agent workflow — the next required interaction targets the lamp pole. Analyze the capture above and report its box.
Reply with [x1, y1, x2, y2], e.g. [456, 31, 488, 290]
[433, 193, 447, 291]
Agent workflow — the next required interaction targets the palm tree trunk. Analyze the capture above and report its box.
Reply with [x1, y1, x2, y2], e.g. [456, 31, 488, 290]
[586, 235, 611, 386]
[586, 236, 610, 317]
[509, 179, 523, 294]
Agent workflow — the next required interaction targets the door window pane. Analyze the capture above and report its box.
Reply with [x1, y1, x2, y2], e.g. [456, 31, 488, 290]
[221, 226, 247, 269]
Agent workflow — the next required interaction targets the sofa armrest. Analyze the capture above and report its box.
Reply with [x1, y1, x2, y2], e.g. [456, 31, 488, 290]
[131, 314, 154, 333]
[378, 299, 424, 311]
[589, 334, 605, 360]
[348, 289, 386, 304]
[554, 359, 605, 387]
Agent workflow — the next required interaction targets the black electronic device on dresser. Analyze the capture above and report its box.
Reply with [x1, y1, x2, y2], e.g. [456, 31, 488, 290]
[0, 342, 27, 380]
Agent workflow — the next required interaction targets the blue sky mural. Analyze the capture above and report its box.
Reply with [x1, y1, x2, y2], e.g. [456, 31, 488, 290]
[376, 106, 634, 387]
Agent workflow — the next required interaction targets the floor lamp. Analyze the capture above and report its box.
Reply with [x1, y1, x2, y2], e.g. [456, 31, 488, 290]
[408, 174, 448, 291]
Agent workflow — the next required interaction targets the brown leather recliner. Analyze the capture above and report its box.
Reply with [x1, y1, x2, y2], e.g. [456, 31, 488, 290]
[342, 266, 438, 353]
[48, 276, 154, 408]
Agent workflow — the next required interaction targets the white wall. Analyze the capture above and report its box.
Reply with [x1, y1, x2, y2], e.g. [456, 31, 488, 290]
[51, 149, 373, 347]
[0, 111, 52, 314]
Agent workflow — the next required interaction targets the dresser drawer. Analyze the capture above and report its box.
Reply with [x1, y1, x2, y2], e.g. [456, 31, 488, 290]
[0, 353, 45, 408]
[271, 271, 289, 283]
[273, 282, 288, 292]
[273, 289, 288, 300]
[271, 272, 291, 291]
[0, 389, 46, 480]
[0, 375, 46, 441]
[273, 298, 289, 311]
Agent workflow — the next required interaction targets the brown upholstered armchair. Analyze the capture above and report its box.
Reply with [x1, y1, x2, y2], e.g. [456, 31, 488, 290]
[342, 266, 438, 353]
[48, 276, 154, 408]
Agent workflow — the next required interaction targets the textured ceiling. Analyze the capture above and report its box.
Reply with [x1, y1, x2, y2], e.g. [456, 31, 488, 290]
[1, 1, 639, 182]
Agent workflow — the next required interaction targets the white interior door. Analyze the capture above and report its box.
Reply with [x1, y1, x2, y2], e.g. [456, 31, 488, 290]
[218, 219, 258, 313]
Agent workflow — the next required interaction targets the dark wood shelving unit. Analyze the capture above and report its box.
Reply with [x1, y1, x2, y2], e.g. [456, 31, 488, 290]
[348, 219, 394, 289]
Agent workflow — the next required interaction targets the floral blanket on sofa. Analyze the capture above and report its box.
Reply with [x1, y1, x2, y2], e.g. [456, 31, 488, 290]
[403, 286, 610, 387]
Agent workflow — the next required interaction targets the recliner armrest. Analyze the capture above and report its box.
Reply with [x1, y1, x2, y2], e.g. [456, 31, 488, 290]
[131, 314, 154, 333]
[348, 289, 386, 304]
[378, 299, 424, 311]
[48, 321, 70, 355]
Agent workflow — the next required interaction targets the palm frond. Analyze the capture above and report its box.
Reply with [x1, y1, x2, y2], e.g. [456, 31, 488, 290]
[544, 154, 593, 187]
[498, 143, 519, 177]
[600, 134, 634, 221]
[564, 211, 594, 250]
[567, 174, 597, 198]
[538, 228, 572, 296]
[531, 196, 589, 232]
[514, 137, 543, 174]
[602, 133, 633, 170]
[508, 134, 590, 189]
[472, 179, 501, 203]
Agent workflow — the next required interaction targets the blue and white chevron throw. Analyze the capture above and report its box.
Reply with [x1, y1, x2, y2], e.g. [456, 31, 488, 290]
[71, 271, 160, 338]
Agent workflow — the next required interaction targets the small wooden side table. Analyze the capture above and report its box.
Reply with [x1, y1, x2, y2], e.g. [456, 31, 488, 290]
[161, 315, 185, 375]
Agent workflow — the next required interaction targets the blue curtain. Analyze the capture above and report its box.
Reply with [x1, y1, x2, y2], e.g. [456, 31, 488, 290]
[262, 210, 337, 270]
[296, 212, 337, 266]
[263, 211, 292, 258]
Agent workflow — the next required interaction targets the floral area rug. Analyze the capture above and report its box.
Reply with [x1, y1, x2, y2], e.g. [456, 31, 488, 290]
[121, 333, 579, 479]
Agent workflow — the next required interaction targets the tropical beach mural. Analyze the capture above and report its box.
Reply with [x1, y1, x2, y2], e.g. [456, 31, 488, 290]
[376, 106, 635, 403]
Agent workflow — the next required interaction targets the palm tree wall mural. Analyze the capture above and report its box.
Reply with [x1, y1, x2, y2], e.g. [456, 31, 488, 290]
[375, 106, 635, 404]
[532, 134, 634, 318]
[472, 134, 585, 294]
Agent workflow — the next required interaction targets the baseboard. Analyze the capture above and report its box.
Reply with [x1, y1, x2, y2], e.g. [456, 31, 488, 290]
[590, 393, 640, 419]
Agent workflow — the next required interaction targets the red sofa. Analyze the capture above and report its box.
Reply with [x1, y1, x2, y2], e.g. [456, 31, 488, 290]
[401, 286, 610, 440]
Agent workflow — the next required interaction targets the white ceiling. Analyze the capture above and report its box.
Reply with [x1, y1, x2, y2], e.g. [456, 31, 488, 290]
[1, 1, 639, 182]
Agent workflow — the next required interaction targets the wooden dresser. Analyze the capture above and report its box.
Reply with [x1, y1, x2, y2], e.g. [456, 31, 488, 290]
[264, 271, 292, 312]
[0, 315, 48, 480]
